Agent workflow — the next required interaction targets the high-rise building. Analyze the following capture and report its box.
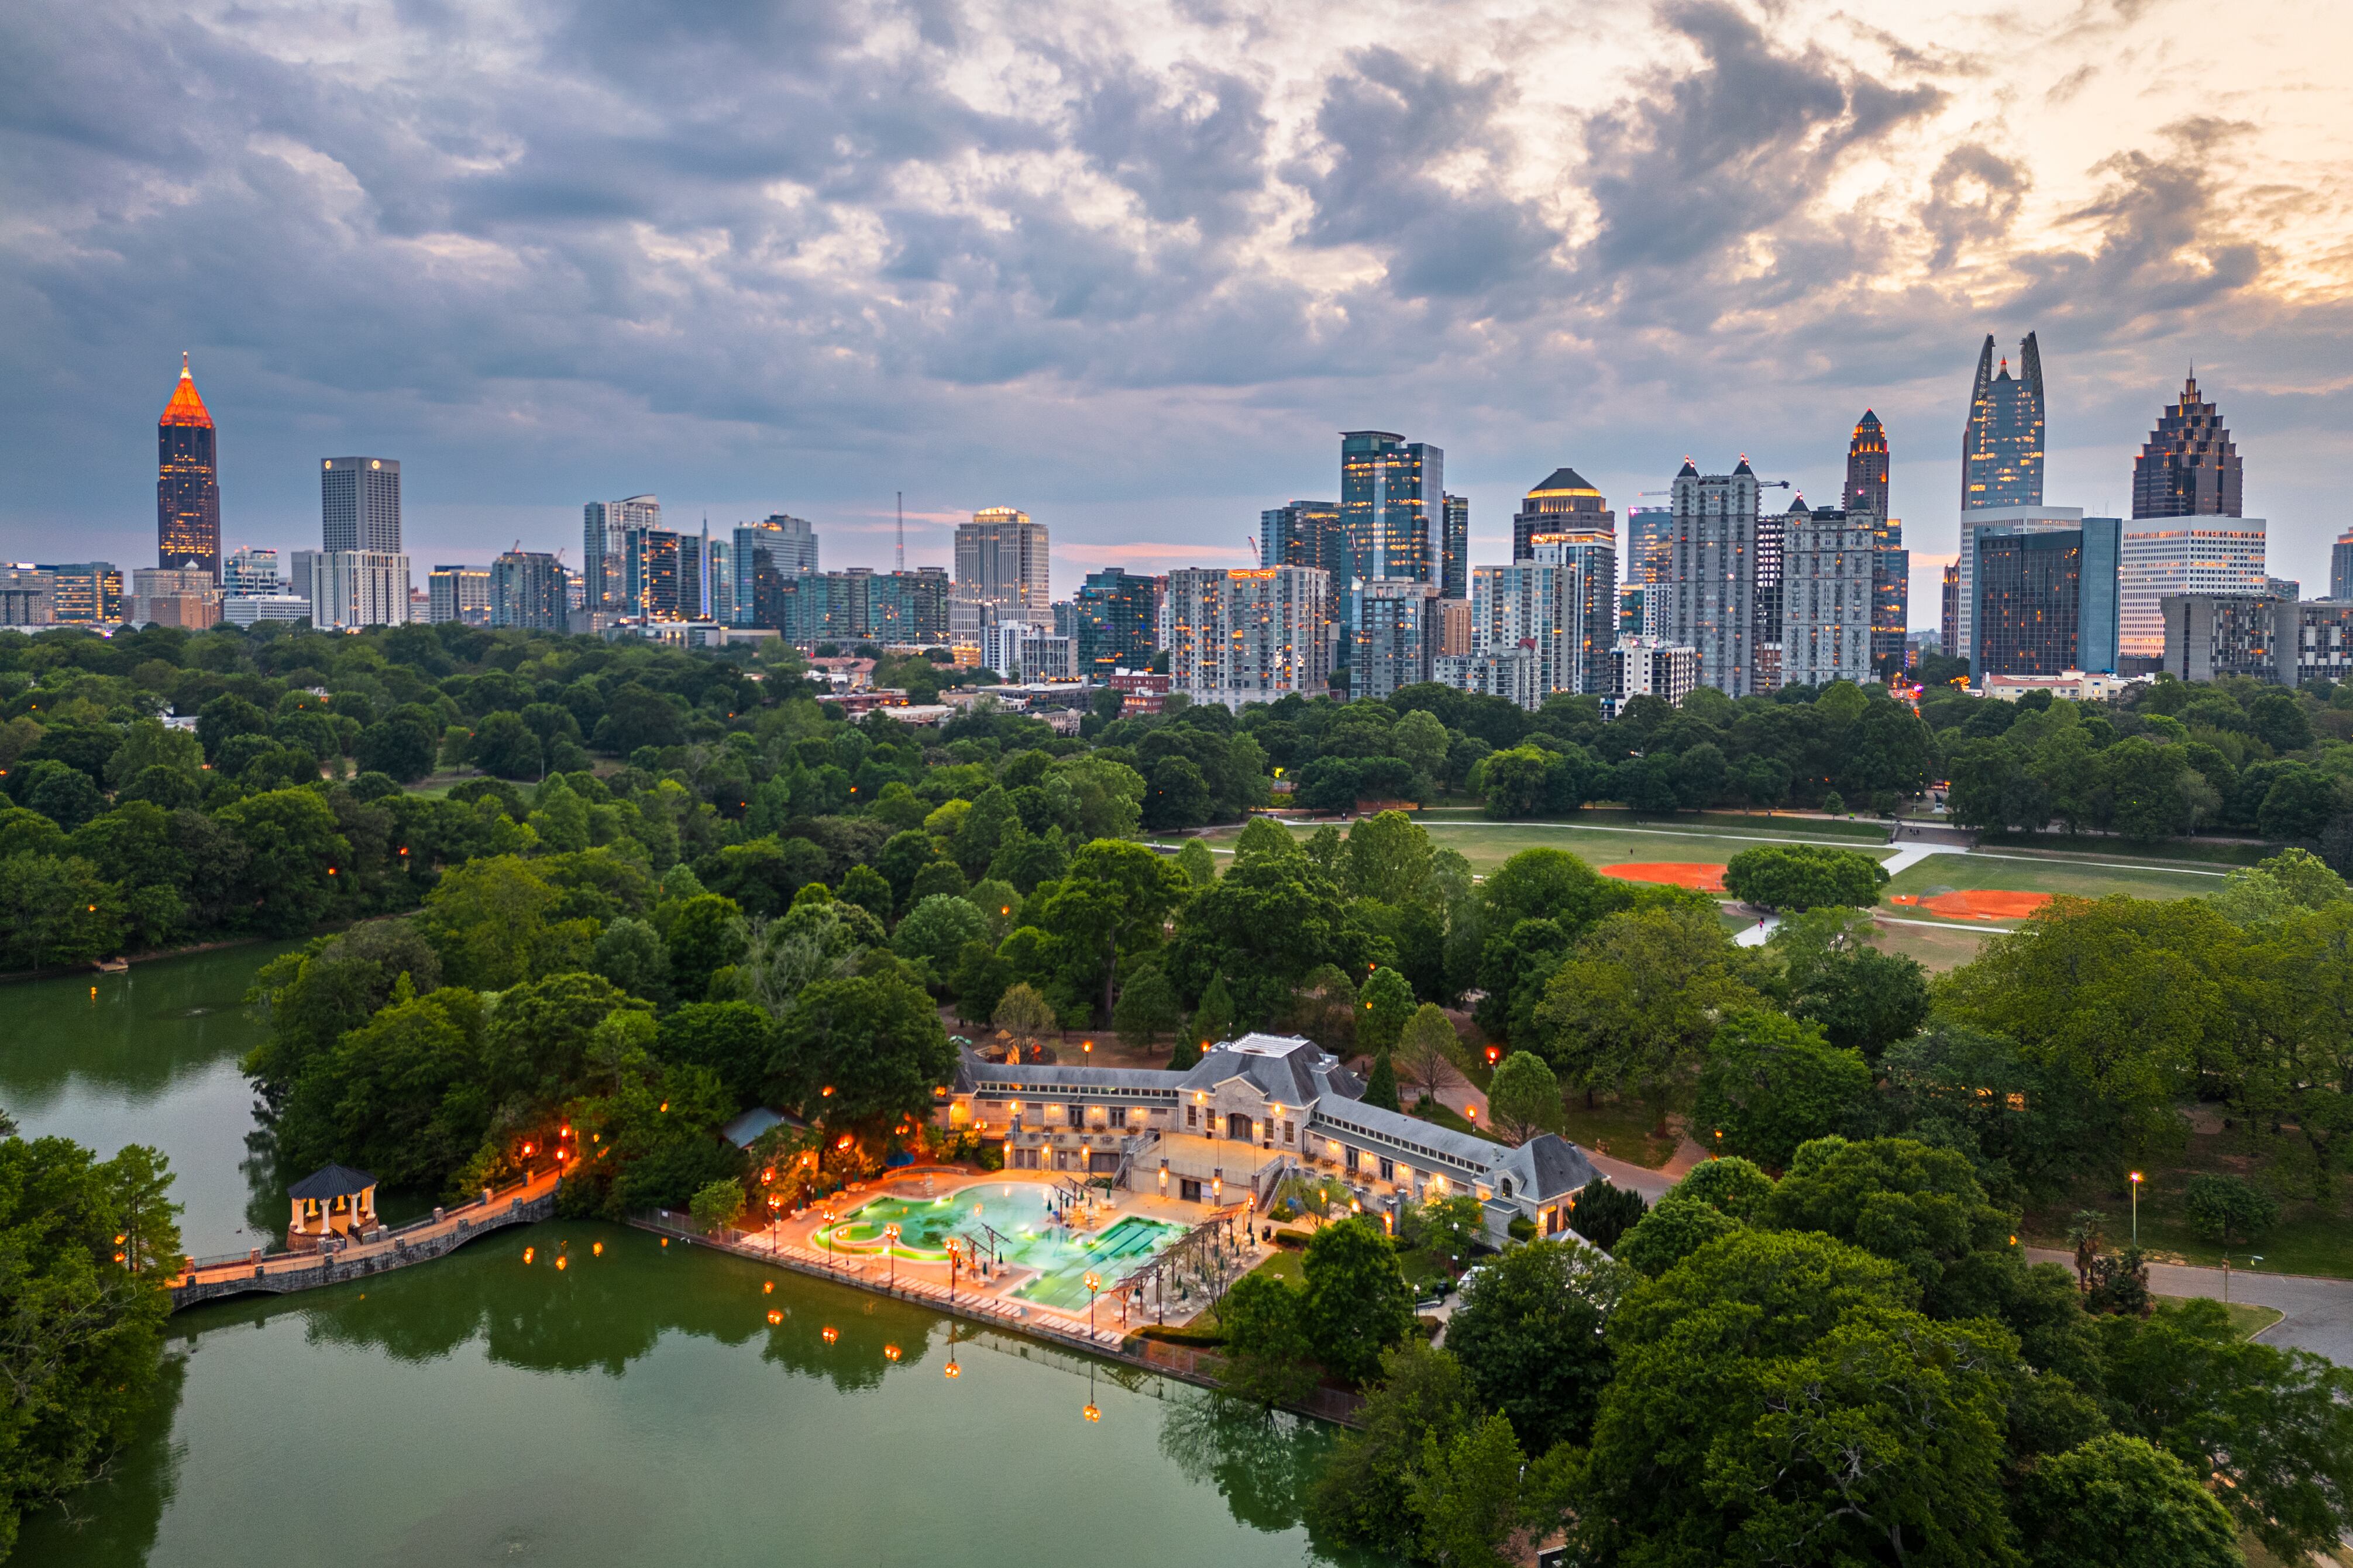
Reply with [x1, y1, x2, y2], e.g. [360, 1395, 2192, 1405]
[1626, 506, 1674, 587]
[731, 515, 817, 627]
[1511, 468, 1615, 561]
[1437, 597, 1475, 658]
[1954, 506, 2090, 662]
[1664, 459, 1762, 697]
[1970, 518, 2120, 677]
[300, 551, 410, 630]
[2331, 530, 2353, 601]
[0, 568, 54, 628]
[1780, 505, 1878, 688]
[1352, 579, 1441, 699]
[2284, 600, 2353, 686]
[1486, 527, 1617, 697]
[1843, 410, 1890, 518]
[2119, 518, 2268, 656]
[1863, 517, 1907, 671]
[36, 563, 121, 625]
[1442, 493, 1469, 601]
[223, 547, 283, 597]
[157, 353, 221, 580]
[624, 528, 683, 619]
[1612, 637, 1699, 707]
[868, 568, 951, 645]
[952, 507, 1051, 646]
[1941, 564, 1960, 661]
[2162, 593, 2285, 684]
[1472, 557, 1571, 701]
[1754, 497, 1787, 691]
[1338, 431, 1443, 644]
[322, 457, 401, 553]
[1962, 333, 2045, 511]
[2133, 374, 2244, 519]
[429, 564, 493, 625]
[982, 622, 1078, 682]
[491, 551, 569, 630]
[706, 541, 733, 625]
[584, 496, 662, 612]
[1072, 567, 1157, 677]
[1167, 566, 1334, 709]
[1434, 646, 1540, 710]
[129, 567, 223, 629]
[1261, 502, 1346, 577]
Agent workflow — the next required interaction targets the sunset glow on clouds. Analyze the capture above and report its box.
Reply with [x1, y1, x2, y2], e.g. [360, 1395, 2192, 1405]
[5, 0, 2352, 604]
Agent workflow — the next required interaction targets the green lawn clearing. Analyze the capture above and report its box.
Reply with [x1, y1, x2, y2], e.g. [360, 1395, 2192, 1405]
[2026, 1132, 2353, 1280]
[2152, 1296, 2283, 1341]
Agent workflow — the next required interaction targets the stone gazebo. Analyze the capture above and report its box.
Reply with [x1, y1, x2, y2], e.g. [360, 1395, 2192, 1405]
[287, 1164, 380, 1252]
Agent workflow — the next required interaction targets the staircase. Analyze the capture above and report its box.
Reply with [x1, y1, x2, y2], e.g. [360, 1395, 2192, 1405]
[1113, 1131, 1158, 1191]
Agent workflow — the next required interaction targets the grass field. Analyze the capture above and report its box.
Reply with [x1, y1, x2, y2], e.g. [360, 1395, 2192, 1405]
[2025, 1133, 2353, 1278]
[2151, 1296, 2285, 1340]
[1863, 916, 1994, 973]
[1207, 816, 1909, 879]
[1877, 848, 2224, 928]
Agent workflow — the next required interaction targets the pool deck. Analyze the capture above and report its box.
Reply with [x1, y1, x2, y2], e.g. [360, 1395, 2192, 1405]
[649, 1167, 1263, 1351]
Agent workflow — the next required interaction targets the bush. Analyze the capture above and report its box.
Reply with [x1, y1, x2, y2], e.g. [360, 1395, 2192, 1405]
[1721, 845, 1888, 911]
[2181, 1173, 2279, 1247]
[690, 1176, 747, 1233]
[1568, 1177, 1648, 1252]
[1273, 1228, 1313, 1250]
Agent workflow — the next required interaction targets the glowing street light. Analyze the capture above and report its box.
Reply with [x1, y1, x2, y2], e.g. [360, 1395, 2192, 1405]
[885, 1222, 902, 1291]
[2128, 1171, 2144, 1243]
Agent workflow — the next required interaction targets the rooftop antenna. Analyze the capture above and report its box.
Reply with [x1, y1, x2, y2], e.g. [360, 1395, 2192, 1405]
[896, 492, 905, 571]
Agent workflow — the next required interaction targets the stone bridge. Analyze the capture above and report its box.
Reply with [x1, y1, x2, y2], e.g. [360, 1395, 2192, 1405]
[168, 1170, 560, 1311]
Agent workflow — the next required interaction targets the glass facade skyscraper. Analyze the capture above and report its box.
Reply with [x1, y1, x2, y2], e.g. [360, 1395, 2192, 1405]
[157, 354, 221, 580]
[1338, 431, 1442, 654]
[1441, 492, 1468, 601]
[1962, 333, 2045, 511]
[2132, 374, 2242, 519]
[1073, 567, 1157, 676]
[1511, 468, 1614, 561]
[1972, 520, 2120, 677]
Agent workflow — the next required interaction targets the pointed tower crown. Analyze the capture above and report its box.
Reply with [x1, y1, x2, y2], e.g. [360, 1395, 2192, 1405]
[161, 353, 214, 429]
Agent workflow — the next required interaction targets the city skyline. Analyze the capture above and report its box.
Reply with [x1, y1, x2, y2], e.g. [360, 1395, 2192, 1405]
[9, 2, 2353, 611]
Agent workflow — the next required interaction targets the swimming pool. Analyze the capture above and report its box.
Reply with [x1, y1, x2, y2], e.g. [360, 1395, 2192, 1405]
[817, 1184, 1187, 1313]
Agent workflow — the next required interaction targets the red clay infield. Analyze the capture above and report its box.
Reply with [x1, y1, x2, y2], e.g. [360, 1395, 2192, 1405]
[1887, 890, 2053, 921]
[1598, 862, 1727, 892]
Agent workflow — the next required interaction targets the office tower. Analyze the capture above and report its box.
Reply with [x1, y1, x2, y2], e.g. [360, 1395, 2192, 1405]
[624, 528, 683, 619]
[678, 532, 703, 621]
[1535, 528, 1619, 694]
[0, 568, 54, 627]
[983, 622, 1077, 682]
[1941, 564, 1960, 660]
[2270, 577, 2303, 602]
[1072, 567, 1158, 676]
[2162, 593, 2285, 683]
[1664, 459, 1761, 697]
[952, 507, 1051, 645]
[1954, 506, 2093, 662]
[1619, 581, 1663, 639]
[222, 547, 283, 597]
[1261, 501, 1346, 576]
[1781, 506, 1879, 688]
[1338, 431, 1443, 640]
[322, 457, 401, 552]
[221, 594, 311, 629]
[1167, 566, 1334, 709]
[157, 353, 221, 579]
[128, 567, 223, 629]
[491, 551, 569, 630]
[1442, 493, 1469, 601]
[1971, 518, 2120, 676]
[1843, 410, 1890, 517]
[2283, 600, 2353, 685]
[1352, 578, 1441, 699]
[584, 495, 662, 612]
[1754, 497, 1787, 691]
[2133, 373, 2244, 519]
[1511, 468, 1615, 561]
[1626, 505, 1674, 585]
[731, 515, 816, 626]
[2118, 516, 2267, 656]
[1864, 516, 1908, 671]
[1434, 646, 1540, 709]
[1963, 333, 2045, 510]
[1612, 637, 1700, 707]
[868, 568, 951, 644]
[706, 540, 732, 624]
[36, 563, 121, 624]
[301, 551, 410, 629]
[2331, 530, 2353, 601]
[429, 564, 493, 625]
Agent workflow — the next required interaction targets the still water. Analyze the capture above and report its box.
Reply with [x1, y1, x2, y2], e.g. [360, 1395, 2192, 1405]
[6, 949, 1350, 1568]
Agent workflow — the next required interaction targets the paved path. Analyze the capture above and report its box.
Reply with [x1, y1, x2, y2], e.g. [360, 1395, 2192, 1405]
[2027, 1248, 2353, 1365]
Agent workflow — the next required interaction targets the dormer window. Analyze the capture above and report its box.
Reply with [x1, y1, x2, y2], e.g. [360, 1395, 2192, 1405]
[1499, 1178, 1513, 1198]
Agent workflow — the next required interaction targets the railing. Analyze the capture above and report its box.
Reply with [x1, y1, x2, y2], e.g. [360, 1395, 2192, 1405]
[1112, 1131, 1157, 1190]
[1250, 1154, 1293, 1211]
[170, 1169, 558, 1288]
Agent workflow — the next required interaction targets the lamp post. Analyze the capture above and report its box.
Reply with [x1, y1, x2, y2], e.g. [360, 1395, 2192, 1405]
[885, 1222, 902, 1293]
[821, 1209, 836, 1276]
[947, 1238, 961, 1307]
[2128, 1170, 2143, 1245]
[1084, 1271, 1102, 1341]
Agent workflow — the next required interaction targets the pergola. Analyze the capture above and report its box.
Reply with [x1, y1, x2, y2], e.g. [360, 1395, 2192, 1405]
[288, 1163, 379, 1247]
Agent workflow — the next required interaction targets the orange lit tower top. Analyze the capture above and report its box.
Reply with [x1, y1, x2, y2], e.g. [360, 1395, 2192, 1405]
[158, 352, 221, 579]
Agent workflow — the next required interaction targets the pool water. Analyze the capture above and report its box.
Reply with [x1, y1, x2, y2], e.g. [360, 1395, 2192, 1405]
[820, 1184, 1187, 1312]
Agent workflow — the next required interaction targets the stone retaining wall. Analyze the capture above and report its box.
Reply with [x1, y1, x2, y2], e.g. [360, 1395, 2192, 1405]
[169, 1188, 558, 1310]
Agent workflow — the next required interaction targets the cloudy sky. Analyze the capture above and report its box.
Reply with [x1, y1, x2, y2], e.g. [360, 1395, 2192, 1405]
[6, 0, 2353, 616]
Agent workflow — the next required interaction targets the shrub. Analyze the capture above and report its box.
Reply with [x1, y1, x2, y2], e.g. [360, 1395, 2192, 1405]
[2181, 1173, 2279, 1247]
[1721, 845, 1888, 911]
[1567, 1177, 1648, 1252]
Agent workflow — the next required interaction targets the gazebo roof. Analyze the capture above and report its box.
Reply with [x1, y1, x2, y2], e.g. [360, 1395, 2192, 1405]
[288, 1163, 377, 1200]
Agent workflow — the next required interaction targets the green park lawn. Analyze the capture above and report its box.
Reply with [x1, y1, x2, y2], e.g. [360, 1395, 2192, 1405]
[2025, 1131, 2353, 1278]
[2152, 1297, 2285, 1341]
[1877, 849, 2225, 926]
[1860, 916, 1993, 973]
[1210, 816, 1907, 880]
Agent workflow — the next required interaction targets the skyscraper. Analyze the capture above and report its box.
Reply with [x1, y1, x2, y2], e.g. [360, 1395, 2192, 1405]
[428, 564, 493, 625]
[1843, 410, 1889, 518]
[1781, 506, 1877, 688]
[2133, 373, 2243, 519]
[729, 514, 817, 626]
[1472, 526, 1616, 699]
[322, 458, 401, 552]
[157, 354, 221, 579]
[584, 495, 662, 612]
[1755, 495, 1787, 691]
[1167, 567, 1334, 709]
[1972, 520, 2120, 676]
[624, 528, 683, 619]
[1072, 567, 1158, 676]
[1338, 431, 1443, 644]
[1941, 564, 1960, 659]
[951, 507, 1051, 645]
[1511, 468, 1615, 561]
[2118, 374, 2265, 656]
[1261, 502, 1345, 577]
[491, 552, 569, 630]
[2331, 529, 2353, 601]
[222, 547, 283, 597]
[1962, 333, 2045, 511]
[1626, 505, 1674, 586]
[1665, 459, 1762, 698]
[1442, 493, 1469, 601]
